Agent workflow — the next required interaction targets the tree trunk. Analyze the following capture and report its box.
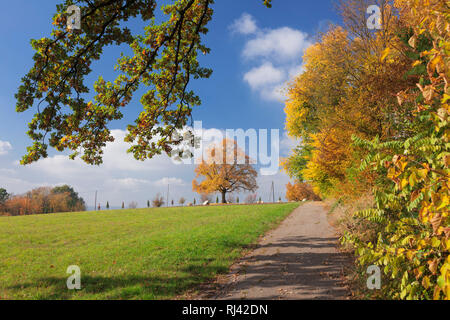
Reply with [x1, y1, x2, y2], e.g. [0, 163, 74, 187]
[221, 191, 227, 204]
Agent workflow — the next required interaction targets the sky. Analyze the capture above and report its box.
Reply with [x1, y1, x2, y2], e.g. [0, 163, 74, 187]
[0, 0, 341, 209]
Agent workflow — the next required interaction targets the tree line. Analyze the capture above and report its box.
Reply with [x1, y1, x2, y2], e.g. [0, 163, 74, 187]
[0, 185, 86, 216]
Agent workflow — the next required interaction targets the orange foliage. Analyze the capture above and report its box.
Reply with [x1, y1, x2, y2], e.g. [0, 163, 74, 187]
[192, 139, 258, 203]
[1, 186, 85, 216]
[285, 182, 321, 201]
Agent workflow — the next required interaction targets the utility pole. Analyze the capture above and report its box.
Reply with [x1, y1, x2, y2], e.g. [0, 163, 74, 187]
[167, 184, 169, 207]
[94, 190, 97, 211]
[271, 181, 275, 203]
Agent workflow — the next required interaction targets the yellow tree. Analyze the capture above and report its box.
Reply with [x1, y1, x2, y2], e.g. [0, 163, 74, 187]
[283, 2, 415, 197]
[192, 139, 258, 203]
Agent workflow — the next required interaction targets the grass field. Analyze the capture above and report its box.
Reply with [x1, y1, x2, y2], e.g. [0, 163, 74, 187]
[0, 203, 298, 299]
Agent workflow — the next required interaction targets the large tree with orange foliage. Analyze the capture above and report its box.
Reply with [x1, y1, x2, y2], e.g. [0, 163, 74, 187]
[192, 139, 258, 203]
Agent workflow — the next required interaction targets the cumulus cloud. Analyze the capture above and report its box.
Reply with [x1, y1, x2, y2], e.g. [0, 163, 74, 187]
[243, 62, 285, 90]
[110, 178, 151, 189]
[154, 177, 186, 187]
[230, 14, 312, 103]
[243, 27, 311, 61]
[229, 13, 258, 35]
[0, 140, 12, 155]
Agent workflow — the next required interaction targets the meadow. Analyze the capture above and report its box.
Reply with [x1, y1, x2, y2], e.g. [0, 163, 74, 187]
[0, 203, 298, 299]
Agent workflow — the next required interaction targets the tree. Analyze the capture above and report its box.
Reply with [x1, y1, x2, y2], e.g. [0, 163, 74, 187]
[236, 196, 239, 204]
[147, 200, 150, 208]
[285, 182, 321, 201]
[106, 201, 110, 209]
[52, 185, 86, 211]
[216, 195, 219, 203]
[342, 0, 450, 300]
[15, 0, 272, 165]
[193, 198, 196, 205]
[152, 194, 164, 207]
[192, 139, 258, 203]
[179, 197, 186, 205]
[171, 199, 174, 206]
[0, 188, 9, 204]
[1, 186, 87, 216]
[122, 201, 125, 209]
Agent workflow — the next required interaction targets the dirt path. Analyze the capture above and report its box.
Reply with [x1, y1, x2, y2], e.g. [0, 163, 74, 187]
[203, 202, 350, 300]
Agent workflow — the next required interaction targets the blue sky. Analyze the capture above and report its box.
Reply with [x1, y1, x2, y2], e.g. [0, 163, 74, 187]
[0, 0, 340, 208]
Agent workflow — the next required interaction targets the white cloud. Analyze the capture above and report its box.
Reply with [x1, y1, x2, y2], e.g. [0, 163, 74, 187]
[26, 130, 171, 177]
[110, 178, 151, 188]
[243, 27, 311, 61]
[243, 62, 285, 89]
[230, 14, 312, 103]
[230, 13, 258, 35]
[0, 140, 12, 155]
[154, 177, 186, 187]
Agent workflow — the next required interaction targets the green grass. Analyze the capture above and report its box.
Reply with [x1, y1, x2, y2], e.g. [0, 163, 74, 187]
[0, 203, 298, 300]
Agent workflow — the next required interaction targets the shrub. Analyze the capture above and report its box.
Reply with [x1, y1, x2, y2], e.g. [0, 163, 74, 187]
[152, 194, 164, 208]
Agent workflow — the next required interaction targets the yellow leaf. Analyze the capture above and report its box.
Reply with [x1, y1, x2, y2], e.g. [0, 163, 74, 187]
[400, 160, 408, 171]
[409, 172, 417, 187]
[429, 55, 442, 73]
[436, 195, 449, 210]
[381, 47, 391, 61]
[431, 237, 441, 248]
[417, 169, 428, 179]
[422, 276, 431, 289]
[401, 178, 409, 189]
[442, 94, 450, 104]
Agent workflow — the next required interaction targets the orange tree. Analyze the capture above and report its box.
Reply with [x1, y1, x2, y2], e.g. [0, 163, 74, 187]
[283, 7, 415, 198]
[285, 182, 320, 201]
[16, 0, 271, 165]
[192, 139, 258, 203]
